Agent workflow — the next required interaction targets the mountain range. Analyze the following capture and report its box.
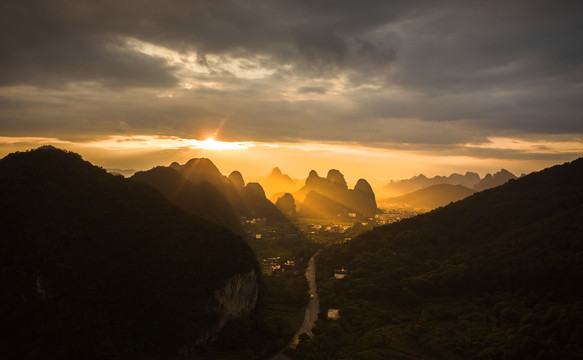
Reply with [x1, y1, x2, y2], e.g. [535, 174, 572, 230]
[133, 158, 290, 226]
[283, 169, 379, 219]
[298, 157, 583, 359]
[384, 183, 476, 210]
[386, 169, 517, 196]
[0, 146, 259, 358]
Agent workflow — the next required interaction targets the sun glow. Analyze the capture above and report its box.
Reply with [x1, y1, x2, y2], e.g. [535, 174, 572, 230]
[189, 137, 253, 151]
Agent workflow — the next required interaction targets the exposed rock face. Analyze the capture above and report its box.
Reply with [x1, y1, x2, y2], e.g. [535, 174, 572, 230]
[214, 270, 259, 324]
[184, 269, 260, 351]
[228, 171, 245, 191]
[275, 193, 296, 218]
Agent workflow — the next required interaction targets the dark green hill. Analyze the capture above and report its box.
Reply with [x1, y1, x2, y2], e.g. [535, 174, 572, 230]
[385, 183, 475, 210]
[0, 147, 259, 359]
[131, 166, 243, 235]
[296, 158, 583, 359]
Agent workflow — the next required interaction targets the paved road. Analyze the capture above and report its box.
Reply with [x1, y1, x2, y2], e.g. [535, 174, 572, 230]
[270, 251, 320, 360]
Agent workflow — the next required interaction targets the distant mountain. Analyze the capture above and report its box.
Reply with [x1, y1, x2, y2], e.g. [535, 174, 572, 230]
[300, 190, 354, 218]
[0, 147, 259, 358]
[385, 184, 475, 210]
[228, 170, 245, 191]
[262, 167, 302, 197]
[131, 166, 243, 234]
[240, 182, 289, 222]
[294, 169, 378, 218]
[275, 193, 296, 218]
[473, 168, 517, 192]
[386, 171, 481, 195]
[106, 168, 137, 177]
[300, 158, 583, 359]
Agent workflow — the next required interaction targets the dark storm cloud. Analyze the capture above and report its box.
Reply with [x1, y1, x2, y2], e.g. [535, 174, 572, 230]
[0, 0, 406, 87]
[297, 86, 328, 94]
[0, 0, 582, 154]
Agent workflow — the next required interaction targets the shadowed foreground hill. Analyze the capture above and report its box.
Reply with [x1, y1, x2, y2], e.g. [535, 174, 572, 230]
[295, 158, 583, 359]
[0, 147, 259, 359]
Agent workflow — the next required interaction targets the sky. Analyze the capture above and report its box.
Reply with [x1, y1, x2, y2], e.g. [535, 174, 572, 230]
[1, 0, 582, 189]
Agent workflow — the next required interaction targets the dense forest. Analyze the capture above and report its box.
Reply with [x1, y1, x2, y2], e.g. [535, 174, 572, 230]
[293, 158, 583, 359]
[0, 147, 259, 359]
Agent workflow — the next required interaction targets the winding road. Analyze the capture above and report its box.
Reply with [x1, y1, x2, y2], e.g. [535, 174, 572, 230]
[270, 250, 320, 360]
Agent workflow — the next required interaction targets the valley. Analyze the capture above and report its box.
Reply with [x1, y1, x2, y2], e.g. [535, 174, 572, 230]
[1, 147, 581, 360]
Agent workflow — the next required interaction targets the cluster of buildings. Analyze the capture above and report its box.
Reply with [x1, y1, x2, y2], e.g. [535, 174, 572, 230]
[261, 257, 296, 276]
[374, 209, 424, 225]
[300, 223, 352, 235]
[241, 216, 267, 225]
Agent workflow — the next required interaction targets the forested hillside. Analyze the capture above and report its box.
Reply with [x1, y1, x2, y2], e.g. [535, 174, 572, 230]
[294, 158, 583, 359]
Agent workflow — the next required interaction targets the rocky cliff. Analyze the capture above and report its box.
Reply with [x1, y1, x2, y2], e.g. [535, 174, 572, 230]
[214, 270, 259, 327]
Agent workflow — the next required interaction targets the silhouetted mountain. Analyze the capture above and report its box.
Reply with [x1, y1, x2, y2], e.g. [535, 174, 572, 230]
[385, 184, 475, 210]
[350, 179, 378, 215]
[0, 147, 259, 358]
[386, 171, 481, 195]
[131, 166, 243, 235]
[300, 190, 354, 218]
[262, 167, 301, 197]
[171, 158, 249, 216]
[295, 169, 378, 218]
[275, 193, 296, 218]
[473, 168, 517, 192]
[241, 182, 289, 222]
[170, 159, 289, 224]
[228, 170, 245, 191]
[300, 158, 583, 359]
[326, 169, 347, 188]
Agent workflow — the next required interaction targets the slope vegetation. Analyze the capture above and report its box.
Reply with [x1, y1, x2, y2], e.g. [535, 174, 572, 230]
[295, 158, 583, 359]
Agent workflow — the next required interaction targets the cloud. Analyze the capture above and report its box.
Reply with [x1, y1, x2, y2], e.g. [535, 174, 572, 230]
[0, 0, 582, 161]
[297, 86, 328, 94]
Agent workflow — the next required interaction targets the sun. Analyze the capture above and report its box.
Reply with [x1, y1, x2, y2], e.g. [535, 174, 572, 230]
[187, 137, 254, 151]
